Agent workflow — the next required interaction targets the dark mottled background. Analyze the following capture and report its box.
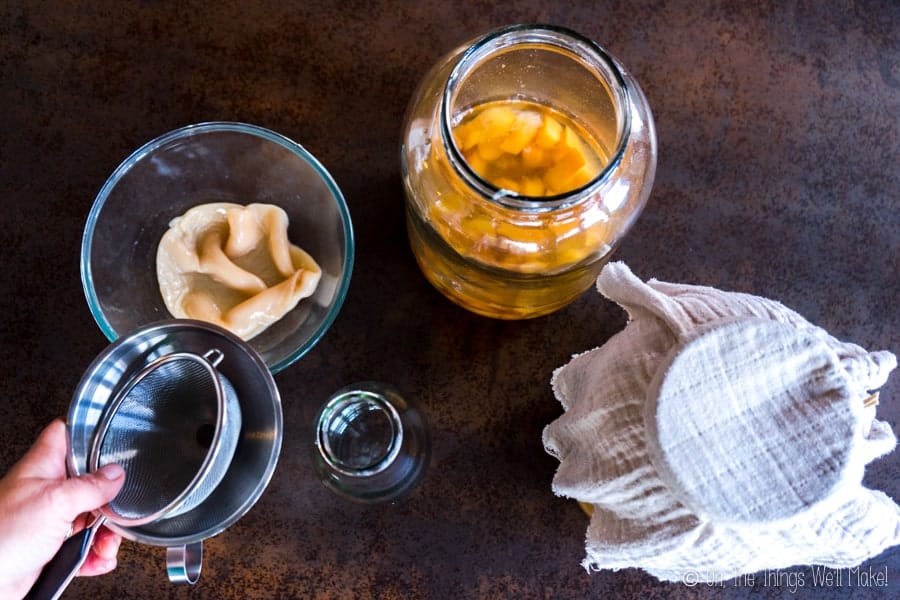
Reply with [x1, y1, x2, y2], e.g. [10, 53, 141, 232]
[1, 1, 897, 598]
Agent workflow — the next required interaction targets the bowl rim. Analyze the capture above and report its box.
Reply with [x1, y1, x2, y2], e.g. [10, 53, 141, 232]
[80, 121, 355, 374]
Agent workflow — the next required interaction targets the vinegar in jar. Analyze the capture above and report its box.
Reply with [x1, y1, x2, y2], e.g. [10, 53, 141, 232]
[405, 99, 615, 319]
[401, 24, 657, 320]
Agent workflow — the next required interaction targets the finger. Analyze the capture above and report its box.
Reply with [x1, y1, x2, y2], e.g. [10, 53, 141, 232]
[77, 527, 122, 576]
[78, 553, 117, 577]
[50, 464, 126, 522]
[90, 526, 122, 562]
[9, 419, 69, 481]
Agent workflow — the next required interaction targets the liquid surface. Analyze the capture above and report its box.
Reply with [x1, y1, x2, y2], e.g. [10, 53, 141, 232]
[156, 202, 321, 340]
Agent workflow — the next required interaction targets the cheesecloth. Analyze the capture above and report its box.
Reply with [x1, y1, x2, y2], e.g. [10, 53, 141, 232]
[542, 262, 899, 582]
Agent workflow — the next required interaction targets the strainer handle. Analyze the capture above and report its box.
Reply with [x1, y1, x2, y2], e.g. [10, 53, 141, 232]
[25, 516, 105, 600]
[166, 541, 203, 584]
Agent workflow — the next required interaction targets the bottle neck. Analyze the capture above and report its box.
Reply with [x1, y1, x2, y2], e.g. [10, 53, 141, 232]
[439, 24, 631, 212]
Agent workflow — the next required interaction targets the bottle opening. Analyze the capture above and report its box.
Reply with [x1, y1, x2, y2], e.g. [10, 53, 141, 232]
[441, 24, 631, 210]
[317, 390, 403, 477]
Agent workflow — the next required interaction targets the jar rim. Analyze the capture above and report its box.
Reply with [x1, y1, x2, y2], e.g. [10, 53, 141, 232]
[440, 24, 632, 212]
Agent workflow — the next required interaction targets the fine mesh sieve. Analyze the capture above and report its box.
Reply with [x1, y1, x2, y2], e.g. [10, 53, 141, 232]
[90, 349, 242, 524]
[27, 348, 242, 600]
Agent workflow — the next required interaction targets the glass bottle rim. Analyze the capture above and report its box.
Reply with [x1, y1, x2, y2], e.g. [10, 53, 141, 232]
[440, 24, 632, 212]
[315, 388, 404, 478]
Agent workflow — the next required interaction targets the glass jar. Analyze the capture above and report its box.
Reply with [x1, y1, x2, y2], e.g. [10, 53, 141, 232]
[401, 24, 657, 319]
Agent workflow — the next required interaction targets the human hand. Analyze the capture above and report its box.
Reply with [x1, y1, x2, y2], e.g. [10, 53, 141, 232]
[0, 419, 126, 599]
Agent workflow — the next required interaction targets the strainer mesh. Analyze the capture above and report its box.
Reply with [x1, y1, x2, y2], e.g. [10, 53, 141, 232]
[96, 358, 221, 520]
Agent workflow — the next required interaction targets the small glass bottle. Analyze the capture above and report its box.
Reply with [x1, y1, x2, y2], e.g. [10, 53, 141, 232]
[312, 382, 430, 503]
[401, 24, 657, 319]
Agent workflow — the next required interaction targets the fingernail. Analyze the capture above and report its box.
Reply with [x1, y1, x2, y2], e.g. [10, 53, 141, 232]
[101, 557, 117, 571]
[97, 463, 125, 480]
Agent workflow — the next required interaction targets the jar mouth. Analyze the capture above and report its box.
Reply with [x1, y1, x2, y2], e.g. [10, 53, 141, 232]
[316, 389, 404, 478]
[440, 24, 631, 211]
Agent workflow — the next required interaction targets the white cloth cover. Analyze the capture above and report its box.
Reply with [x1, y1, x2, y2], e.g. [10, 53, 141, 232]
[542, 261, 899, 582]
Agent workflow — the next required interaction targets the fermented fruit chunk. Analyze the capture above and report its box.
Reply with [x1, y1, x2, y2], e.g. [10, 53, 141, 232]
[452, 100, 605, 196]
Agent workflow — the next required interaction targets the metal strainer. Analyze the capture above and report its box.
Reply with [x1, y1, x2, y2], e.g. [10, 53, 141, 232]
[91, 349, 241, 523]
[27, 349, 242, 600]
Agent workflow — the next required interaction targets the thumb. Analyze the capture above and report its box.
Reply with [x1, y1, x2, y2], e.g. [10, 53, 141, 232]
[53, 464, 126, 522]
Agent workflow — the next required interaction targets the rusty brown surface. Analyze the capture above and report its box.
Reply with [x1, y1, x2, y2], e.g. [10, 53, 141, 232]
[1, 1, 897, 598]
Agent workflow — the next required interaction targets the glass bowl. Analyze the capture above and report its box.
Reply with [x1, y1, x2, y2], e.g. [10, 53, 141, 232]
[81, 122, 354, 373]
